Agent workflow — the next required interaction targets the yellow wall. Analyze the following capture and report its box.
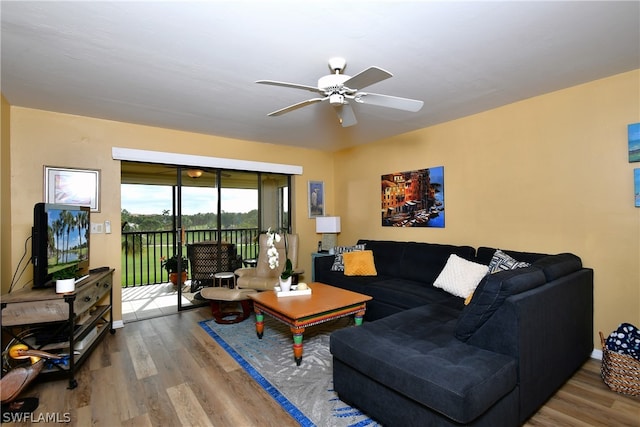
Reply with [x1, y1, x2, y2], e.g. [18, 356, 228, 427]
[334, 70, 640, 346]
[3, 70, 638, 349]
[4, 108, 335, 321]
[1, 95, 11, 290]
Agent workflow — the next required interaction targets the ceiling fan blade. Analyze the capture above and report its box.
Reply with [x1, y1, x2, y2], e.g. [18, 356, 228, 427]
[335, 102, 357, 127]
[354, 92, 424, 112]
[267, 97, 327, 116]
[256, 80, 322, 94]
[343, 66, 393, 90]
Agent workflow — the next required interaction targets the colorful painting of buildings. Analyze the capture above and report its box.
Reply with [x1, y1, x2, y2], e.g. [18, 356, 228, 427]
[381, 166, 444, 227]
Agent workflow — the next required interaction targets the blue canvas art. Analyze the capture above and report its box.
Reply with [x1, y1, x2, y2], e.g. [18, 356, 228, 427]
[629, 123, 640, 163]
[635, 169, 640, 208]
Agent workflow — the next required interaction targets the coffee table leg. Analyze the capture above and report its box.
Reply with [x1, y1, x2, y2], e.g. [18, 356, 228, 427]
[255, 309, 264, 339]
[291, 327, 305, 366]
[354, 309, 366, 326]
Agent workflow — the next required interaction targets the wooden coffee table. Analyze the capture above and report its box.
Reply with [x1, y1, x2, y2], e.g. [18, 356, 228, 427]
[247, 282, 372, 366]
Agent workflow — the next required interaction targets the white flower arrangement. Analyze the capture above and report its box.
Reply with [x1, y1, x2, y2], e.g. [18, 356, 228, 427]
[266, 227, 293, 279]
[266, 228, 281, 270]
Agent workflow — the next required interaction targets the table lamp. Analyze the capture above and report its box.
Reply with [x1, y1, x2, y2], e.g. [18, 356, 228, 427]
[316, 216, 341, 254]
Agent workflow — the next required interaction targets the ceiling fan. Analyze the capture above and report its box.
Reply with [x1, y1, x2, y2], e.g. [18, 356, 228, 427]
[256, 57, 424, 127]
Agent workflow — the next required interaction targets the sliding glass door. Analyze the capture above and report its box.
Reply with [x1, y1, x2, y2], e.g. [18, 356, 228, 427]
[176, 167, 218, 310]
[121, 162, 290, 317]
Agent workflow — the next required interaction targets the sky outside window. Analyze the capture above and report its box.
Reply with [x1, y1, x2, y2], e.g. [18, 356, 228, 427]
[121, 184, 258, 215]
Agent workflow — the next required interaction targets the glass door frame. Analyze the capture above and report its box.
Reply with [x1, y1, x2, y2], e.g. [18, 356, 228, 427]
[121, 161, 291, 312]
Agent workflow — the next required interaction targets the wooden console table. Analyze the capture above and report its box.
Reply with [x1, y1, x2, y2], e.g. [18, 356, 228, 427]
[1, 268, 115, 389]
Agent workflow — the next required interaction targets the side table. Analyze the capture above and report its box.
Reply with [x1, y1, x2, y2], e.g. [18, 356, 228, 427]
[214, 272, 236, 288]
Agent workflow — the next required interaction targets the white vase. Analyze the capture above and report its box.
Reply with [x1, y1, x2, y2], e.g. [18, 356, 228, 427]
[279, 276, 292, 292]
[56, 278, 75, 293]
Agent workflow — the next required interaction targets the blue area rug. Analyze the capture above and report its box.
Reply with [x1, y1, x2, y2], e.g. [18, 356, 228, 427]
[199, 315, 378, 427]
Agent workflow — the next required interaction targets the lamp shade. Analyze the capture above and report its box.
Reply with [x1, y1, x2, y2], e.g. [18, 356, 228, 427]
[316, 216, 341, 233]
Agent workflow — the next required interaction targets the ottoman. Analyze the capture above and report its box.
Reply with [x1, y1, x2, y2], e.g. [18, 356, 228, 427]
[200, 287, 258, 324]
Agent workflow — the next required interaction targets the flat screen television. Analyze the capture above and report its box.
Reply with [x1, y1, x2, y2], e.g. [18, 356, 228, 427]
[32, 203, 90, 288]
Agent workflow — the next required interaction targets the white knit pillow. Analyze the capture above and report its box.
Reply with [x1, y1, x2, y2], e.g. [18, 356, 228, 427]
[434, 254, 489, 298]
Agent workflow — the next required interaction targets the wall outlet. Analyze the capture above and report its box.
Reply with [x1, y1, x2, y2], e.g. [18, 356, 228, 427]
[105, 220, 111, 234]
[91, 223, 103, 234]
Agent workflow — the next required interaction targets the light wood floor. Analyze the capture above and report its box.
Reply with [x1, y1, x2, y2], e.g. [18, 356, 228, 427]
[5, 307, 640, 426]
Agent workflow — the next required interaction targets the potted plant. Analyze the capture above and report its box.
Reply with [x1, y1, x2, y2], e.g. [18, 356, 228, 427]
[161, 255, 189, 286]
[266, 228, 294, 291]
[53, 266, 78, 293]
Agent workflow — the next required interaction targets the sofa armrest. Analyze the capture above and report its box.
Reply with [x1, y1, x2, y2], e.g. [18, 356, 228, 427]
[467, 268, 593, 422]
[314, 253, 336, 272]
[234, 267, 256, 278]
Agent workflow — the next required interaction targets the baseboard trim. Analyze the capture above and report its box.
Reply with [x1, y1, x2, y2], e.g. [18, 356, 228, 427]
[112, 320, 125, 329]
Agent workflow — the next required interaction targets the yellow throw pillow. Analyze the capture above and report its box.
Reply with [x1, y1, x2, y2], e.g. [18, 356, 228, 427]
[343, 250, 377, 276]
[464, 292, 474, 305]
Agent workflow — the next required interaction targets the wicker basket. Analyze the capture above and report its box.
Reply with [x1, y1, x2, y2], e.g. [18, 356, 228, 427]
[599, 331, 640, 396]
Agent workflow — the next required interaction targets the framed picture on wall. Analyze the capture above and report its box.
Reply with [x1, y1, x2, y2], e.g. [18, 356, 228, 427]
[635, 169, 639, 207]
[629, 123, 640, 163]
[381, 166, 445, 227]
[44, 166, 101, 212]
[308, 180, 325, 218]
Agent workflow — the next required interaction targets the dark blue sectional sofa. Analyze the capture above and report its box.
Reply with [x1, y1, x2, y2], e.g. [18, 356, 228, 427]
[314, 239, 594, 426]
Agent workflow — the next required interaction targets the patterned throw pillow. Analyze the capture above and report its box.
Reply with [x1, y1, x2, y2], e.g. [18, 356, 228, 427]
[343, 250, 377, 276]
[330, 244, 366, 271]
[606, 323, 640, 361]
[488, 249, 530, 274]
[433, 254, 489, 299]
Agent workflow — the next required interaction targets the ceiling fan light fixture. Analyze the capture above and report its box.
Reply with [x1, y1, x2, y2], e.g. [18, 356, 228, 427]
[257, 57, 423, 127]
[187, 169, 203, 178]
[329, 94, 345, 105]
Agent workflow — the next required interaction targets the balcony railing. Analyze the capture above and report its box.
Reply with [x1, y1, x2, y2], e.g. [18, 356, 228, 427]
[121, 227, 259, 287]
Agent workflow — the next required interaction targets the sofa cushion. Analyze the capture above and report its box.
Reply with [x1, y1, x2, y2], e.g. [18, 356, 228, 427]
[330, 305, 517, 423]
[315, 269, 386, 295]
[330, 244, 366, 271]
[364, 278, 465, 311]
[434, 254, 489, 298]
[455, 267, 547, 342]
[356, 240, 407, 277]
[488, 249, 531, 273]
[476, 247, 548, 265]
[397, 241, 477, 284]
[343, 250, 378, 276]
[532, 253, 582, 281]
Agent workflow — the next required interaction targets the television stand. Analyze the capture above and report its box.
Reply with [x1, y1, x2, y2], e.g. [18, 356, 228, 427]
[1, 269, 115, 389]
[75, 274, 90, 284]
